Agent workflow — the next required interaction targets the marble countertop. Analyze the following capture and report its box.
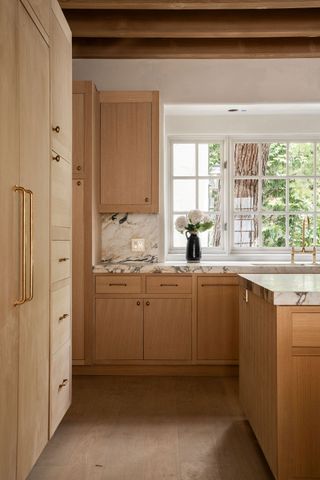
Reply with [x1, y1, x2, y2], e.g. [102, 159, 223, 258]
[239, 273, 320, 305]
[93, 261, 320, 275]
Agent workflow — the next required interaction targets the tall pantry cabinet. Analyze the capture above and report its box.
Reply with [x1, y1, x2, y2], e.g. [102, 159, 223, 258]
[0, 0, 72, 478]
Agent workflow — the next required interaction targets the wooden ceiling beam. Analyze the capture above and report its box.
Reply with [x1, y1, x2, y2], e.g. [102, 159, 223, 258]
[60, 0, 320, 10]
[65, 9, 320, 38]
[72, 37, 320, 58]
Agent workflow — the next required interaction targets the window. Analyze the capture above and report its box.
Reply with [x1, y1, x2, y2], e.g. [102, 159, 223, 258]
[170, 141, 224, 250]
[169, 137, 320, 256]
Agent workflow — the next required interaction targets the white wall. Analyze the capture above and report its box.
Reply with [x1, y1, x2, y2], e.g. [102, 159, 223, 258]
[73, 58, 320, 103]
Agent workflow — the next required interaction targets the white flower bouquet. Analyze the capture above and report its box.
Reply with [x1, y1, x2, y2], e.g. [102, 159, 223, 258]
[175, 209, 214, 235]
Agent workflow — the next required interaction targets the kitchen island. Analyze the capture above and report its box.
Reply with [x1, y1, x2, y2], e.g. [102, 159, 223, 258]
[239, 274, 320, 480]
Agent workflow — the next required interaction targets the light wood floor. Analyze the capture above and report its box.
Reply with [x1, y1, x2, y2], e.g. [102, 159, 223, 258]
[29, 376, 274, 480]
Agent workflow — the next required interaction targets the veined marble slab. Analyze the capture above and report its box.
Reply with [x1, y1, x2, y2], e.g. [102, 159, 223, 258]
[93, 261, 320, 275]
[239, 273, 320, 305]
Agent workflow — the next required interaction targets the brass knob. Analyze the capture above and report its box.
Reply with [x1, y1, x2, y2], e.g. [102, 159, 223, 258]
[76, 165, 81, 171]
[52, 125, 60, 133]
[77, 181, 81, 186]
[146, 301, 150, 306]
[58, 257, 69, 262]
[144, 197, 149, 203]
[137, 301, 140, 306]
[52, 154, 60, 162]
[59, 313, 69, 321]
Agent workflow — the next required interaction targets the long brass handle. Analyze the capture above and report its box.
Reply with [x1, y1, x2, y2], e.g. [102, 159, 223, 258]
[109, 283, 127, 286]
[59, 313, 69, 321]
[59, 257, 70, 262]
[58, 378, 68, 390]
[160, 283, 178, 287]
[14, 186, 26, 306]
[25, 189, 33, 302]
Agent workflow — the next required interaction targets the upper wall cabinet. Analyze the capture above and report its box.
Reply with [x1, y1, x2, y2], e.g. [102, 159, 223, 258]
[50, 0, 72, 161]
[99, 91, 159, 213]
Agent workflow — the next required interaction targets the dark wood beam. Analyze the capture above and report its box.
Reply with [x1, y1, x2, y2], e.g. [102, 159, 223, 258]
[60, 0, 320, 10]
[65, 9, 320, 38]
[72, 37, 320, 58]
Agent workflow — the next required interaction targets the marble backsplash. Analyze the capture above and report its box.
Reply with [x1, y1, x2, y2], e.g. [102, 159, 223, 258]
[101, 213, 159, 262]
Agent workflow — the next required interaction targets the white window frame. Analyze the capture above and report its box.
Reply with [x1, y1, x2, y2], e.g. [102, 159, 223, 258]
[166, 133, 320, 261]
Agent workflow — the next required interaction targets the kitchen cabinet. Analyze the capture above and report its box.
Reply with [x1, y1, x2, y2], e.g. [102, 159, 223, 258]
[239, 279, 320, 480]
[144, 298, 192, 360]
[17, 4, 50, 477]
[49, 0, 72, 438]
[197, 276, 239, 362]
[72, 81, 100, 365]
[99, 91, 159, 213]
[51, 0, 72, 161]
[95, 298, 144, 360]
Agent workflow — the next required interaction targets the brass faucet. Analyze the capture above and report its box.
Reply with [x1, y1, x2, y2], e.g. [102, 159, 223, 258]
[291, 216, 317, 264]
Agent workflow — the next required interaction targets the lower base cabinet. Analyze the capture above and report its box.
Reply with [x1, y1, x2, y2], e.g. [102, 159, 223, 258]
[94, 297, 192, 362]
[50, 341, 72, 435]
[144, 299, 192, 360]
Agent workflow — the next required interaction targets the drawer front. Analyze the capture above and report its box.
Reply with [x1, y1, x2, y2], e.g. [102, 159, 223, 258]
[146, 275, 192, 294]
[50, 341, 71, 436]
[293, 313, 320, 347]
[198, 276, 239, 288]
[51, 150, 72, 228]
[51, 241, 71, 283]
[51, 282, 71, 354]
[96, 275, 142, 294]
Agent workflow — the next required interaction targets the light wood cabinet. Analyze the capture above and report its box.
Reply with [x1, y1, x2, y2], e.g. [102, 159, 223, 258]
[50, 340, 72, 434]
[22, 0, 50, 35]
[144, 298, 192, 360]
[50, 0, 72, 161]
[95, 299, 144, 360]
[17, 3, 50, 478]
[0, 1, 19, 478]
[51, 151, 72, 228]
[99, 91, 159, 213]
[197, 276, 239, 361]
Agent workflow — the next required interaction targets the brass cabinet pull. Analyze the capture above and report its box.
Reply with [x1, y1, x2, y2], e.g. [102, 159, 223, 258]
[25, 189, 34, 302]
[144, 197, 149, 202]
[146, 301, 150, 306]
[14, 186, 26, 306]
[59, 257, 69, 262]
[59, 313, 69, 321]
[52, 154, 60, 162]
[77, 181, 81, 186]
[109, 283, 127, 287]
[76, 165, 81, 171]
[160, 283, 178, 287]
[52, 125, 60, 133]
[58, 378, 68, 390]
[136, 301, 140, 306]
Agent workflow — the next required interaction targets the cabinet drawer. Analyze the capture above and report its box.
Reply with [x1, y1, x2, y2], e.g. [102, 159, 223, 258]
[293, 313, 320, 347]
[96, 275, 142, 294]
[51, 281, 71, 354]
[51, 150, 72, 228]
[50, 341, 71, 436]
[198, 276, 239, 288]
[51, 241, 71, 283]
[146, 275, 192, 294]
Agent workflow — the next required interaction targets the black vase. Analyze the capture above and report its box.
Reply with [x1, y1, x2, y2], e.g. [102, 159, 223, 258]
[186, 232, 201, 262]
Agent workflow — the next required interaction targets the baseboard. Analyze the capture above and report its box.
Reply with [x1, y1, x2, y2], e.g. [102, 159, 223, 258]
[72, 364, 239, 376]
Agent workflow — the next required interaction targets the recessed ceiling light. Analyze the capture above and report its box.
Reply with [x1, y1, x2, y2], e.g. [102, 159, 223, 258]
[228, 108, 239, 112]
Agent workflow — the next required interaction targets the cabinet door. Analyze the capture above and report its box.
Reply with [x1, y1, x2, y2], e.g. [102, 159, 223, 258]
[51, 151, 72, 227]
[197, 279, 239, 361]
[24, 0, 50, 34]
[95, 299, 143, 360]
[17, 3, 50, 479]
[50, 0, 72, 160]
[72, 179, 85, 360]
[72, 92, 86, 177]
[99, 91, 159, 213]
[144, 299, 192, 360]
[0, 0, 19, 478]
